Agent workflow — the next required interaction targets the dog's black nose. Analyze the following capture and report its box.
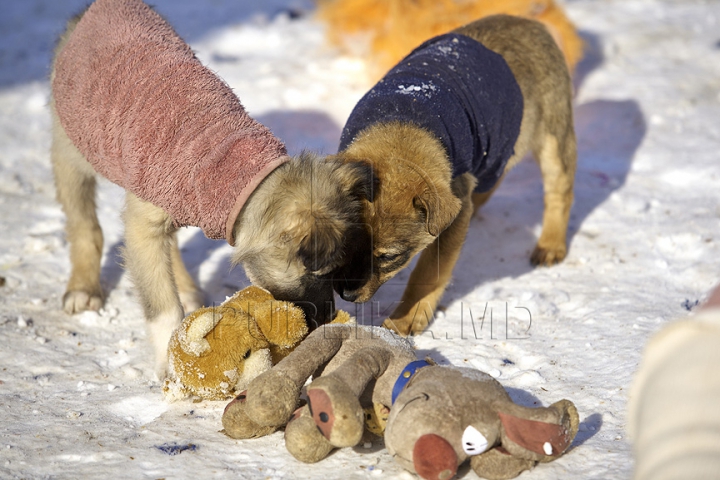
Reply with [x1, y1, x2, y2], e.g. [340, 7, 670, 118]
[339, 289, 359, 303]
[334, 276, 362, 303]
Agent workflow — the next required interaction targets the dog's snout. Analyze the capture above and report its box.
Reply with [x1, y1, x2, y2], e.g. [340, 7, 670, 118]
[269, 275, 336, 331]
[338, 287, 360, 303]
[334, 278, 375, 304]
[332, 250, 373, 303]
[333, 273, 367, 303]
[331, 221, 373, 303]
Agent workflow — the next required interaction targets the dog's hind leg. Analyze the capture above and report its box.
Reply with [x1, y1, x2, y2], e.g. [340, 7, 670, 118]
[384, 173, 476, 336]
[51, 106, 104, 314]
[123, 193, 184, 376]
[530, 127, 576, 266]
[168, 234, 204, 313]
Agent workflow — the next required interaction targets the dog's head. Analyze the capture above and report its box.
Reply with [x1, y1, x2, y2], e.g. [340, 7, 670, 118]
[232, 152, 374, 327]
[331, 123, 461, 303]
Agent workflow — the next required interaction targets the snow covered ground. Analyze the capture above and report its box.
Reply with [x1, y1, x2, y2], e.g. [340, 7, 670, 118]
[2, 0, 720, 478]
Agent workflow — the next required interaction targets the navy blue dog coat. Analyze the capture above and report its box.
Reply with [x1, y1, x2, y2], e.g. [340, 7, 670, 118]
[339, 33, 523, 193]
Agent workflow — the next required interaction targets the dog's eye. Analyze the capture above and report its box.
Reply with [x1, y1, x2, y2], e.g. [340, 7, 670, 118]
[377, 252, 401, 263]
[461, 425, 489, 456]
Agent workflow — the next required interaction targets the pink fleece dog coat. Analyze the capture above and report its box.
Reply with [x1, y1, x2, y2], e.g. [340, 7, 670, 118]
[52, 0, 288, 243]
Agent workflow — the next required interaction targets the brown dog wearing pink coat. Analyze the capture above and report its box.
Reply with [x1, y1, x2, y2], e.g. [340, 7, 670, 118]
[50, 0, 372, 374]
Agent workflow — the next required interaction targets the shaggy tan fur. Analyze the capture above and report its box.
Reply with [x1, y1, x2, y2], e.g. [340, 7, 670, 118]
[332, 15, 577, 335]
[50, 1, 372, 375]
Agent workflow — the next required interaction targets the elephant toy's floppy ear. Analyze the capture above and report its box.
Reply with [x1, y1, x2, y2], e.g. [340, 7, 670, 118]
[498, 411, 572, 458]
[498, 399, 579, 461]
[471, 400, 579, 480]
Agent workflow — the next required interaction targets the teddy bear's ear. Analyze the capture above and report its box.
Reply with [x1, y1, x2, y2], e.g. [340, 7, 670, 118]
[180, 310, 223, 356]
[253, 301, 309, 348]
[223, 286, 275, 311]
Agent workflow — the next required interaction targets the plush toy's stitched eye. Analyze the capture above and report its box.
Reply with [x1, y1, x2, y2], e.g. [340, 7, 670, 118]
[243, 350, 251, 359]
[462, 425, 489, 456]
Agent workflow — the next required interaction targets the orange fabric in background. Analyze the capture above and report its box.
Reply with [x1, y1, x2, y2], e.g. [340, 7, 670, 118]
[316, 0, 583, 80]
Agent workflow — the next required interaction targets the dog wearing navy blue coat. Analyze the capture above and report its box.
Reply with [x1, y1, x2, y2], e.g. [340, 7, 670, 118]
[331, 15, 577, 335]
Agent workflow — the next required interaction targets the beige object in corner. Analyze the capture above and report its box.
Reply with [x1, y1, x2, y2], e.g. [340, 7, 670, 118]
[629, 286, 720, 479]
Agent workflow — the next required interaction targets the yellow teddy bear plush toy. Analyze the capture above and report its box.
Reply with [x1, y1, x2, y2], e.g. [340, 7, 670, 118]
[163, 286, 350, 401]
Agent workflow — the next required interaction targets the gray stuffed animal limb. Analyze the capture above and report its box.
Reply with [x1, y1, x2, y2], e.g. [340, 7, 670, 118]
[222, 324, 415, 451]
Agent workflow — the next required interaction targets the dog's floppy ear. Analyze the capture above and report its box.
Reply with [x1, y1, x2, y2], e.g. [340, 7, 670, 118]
[413, 187, 461, 237]
[339, 160, 378, 202]
[298, 222, 345, 273]
[294, 156, 376, 273]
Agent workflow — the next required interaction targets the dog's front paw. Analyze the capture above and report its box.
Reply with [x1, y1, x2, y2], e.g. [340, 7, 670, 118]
[62, 289, 103, 314]
[530, 244, 567, 267]
[384, 302, 435, 336]
[383, 314, 431, 337]
[382, 317, 413, 336]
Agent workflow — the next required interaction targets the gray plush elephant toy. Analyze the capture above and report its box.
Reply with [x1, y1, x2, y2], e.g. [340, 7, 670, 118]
[222, 324, 579, 480]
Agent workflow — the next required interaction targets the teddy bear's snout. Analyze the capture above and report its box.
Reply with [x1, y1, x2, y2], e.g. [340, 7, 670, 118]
[413, 433, 458, 480]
